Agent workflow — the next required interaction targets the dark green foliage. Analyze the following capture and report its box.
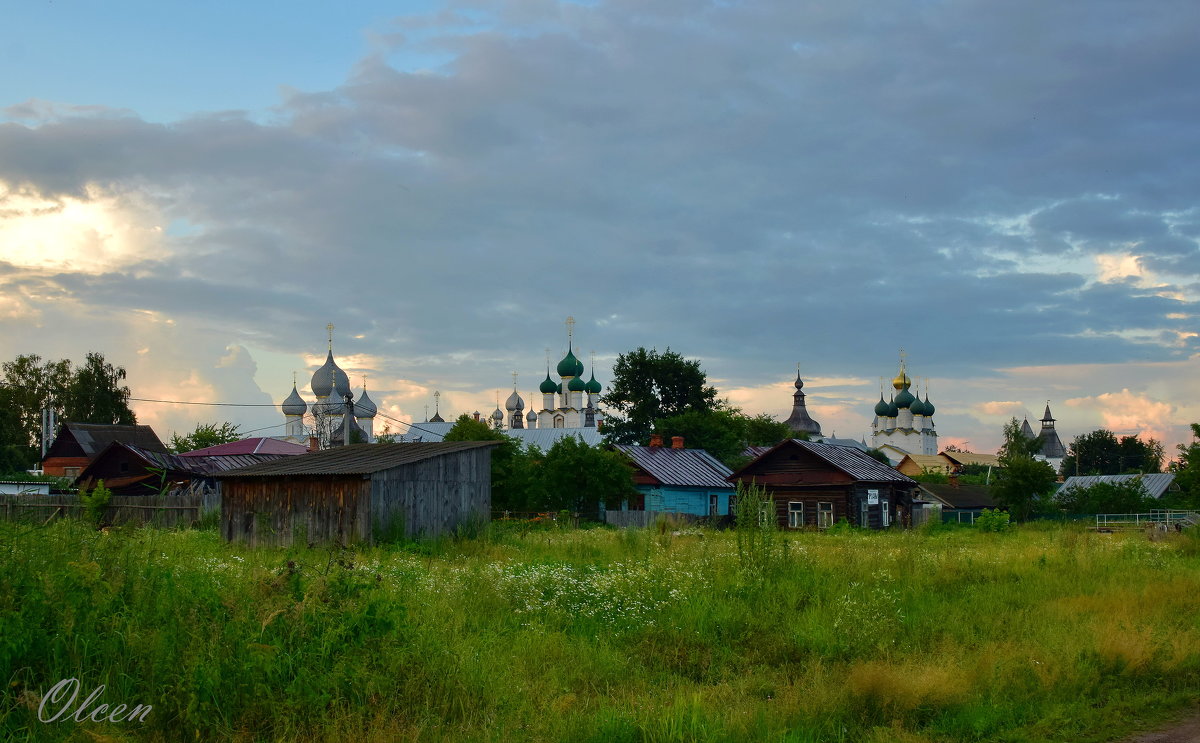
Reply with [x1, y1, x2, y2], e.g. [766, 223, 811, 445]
[864, 447, 892, 465]
[993, 418, 1058, 521]
[1061, 428, 1164, 477]
[0, 352, 136, 471]
[541, 435, 635, 512]
[1165, 423, 1200, 509]
[1055, 478, 1155, 514]
[653, 409, 792, 468]
[974, 508, 1011, 532]
[599, 347, 720, 445]
[169, 421, 242, 453]
[79, 480, 112, 525]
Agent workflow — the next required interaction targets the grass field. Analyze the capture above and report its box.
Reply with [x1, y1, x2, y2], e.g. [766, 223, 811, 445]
[2, 518, 1199, 742]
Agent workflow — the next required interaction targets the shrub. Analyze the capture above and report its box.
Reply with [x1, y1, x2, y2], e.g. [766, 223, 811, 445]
[79, 480, 112, 525]
[974, 508, 1011, 532]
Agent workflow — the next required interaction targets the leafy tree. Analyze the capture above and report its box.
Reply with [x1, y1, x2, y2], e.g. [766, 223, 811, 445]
[1165, 423, 1200, 509]
[992, 418, 1058, 521]
[1054, 478, 1154, 514]
[0, 355, 74, 466]
[61, 352, 136, 426]
[741, 413, 795, 448]
[541, 435, 635, 513]
[374, 423, 397, 444]
[864, 448, 892, 465]
[600, 347, 720, 445]
[169, 422, 242, 453]
[1060, 429, 1163, 476]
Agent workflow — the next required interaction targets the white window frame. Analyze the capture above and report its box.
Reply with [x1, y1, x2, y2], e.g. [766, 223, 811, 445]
[817, 501, 834, 529]
[709, 493, 719, 517]
[881, 499, 890, 528]
[787, 501, 804, 528]
[759, 500, 774, 528]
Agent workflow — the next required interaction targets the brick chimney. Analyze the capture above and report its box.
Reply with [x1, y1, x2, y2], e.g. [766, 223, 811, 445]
[649, 433, 663, 448]
[671, 436, 685, 449]
[308, 436, 319, 452]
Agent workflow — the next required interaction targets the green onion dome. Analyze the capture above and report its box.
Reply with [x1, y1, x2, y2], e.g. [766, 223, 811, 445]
[921, 394, 935, 416]
[557, 345, 584, 377]
[910, 396, 927, 416]
[586, 373, 602, 395]
[557, 383, 563, 394]
[874, 395, 891, 417]
[886, 396, 899, 417]
[568, 375, 586, 392]
[539, 373, 557, 394]
[894, 387, 916, 409]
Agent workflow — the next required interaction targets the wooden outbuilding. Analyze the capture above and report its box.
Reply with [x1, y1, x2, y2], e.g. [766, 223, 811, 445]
[728, 439, 918, 529]
[215, 442, 498, 546]
[42, 423, 166, 478]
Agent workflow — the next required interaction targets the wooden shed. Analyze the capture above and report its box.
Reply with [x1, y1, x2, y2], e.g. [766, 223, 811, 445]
[728, 439, 918, 529]
[215, 442, 498, 546]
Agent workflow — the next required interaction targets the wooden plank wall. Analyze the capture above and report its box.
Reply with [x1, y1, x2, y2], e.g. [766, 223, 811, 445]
[372, 448, 492, 538]
[604, 510, 700, 529]
[0, 493, 205, 528]
[221, 476, 371, 547]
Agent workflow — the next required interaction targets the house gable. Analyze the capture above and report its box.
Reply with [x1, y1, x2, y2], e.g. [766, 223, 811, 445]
[732, 441, 857, 486]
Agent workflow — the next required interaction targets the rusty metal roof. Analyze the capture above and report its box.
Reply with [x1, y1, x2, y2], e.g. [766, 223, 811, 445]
[613, 445, 733, 489]
[215, 441, 499, 478]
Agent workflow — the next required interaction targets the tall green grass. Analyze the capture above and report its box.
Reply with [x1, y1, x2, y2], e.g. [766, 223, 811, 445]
[2, 519, 1198, 742]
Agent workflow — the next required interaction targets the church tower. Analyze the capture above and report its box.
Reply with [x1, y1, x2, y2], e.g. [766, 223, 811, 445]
[870, 352, 938, 457]
[785, 364, 822, 438]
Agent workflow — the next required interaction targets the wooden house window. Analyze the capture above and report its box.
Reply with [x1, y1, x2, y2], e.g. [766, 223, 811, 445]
[817, 502, 834, 529]
[787, 501, 804, 528]
[860, 500, 869, 527]
[709, 494, 719, 517]
[63, 467, 80, 478]
[881, 499, 890, 527]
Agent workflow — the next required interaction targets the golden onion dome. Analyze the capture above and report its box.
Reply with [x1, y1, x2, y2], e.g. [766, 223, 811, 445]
[892, 369, 911, 390]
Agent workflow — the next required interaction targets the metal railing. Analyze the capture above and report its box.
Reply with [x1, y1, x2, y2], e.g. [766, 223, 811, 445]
[1095, 510, 1200, 528]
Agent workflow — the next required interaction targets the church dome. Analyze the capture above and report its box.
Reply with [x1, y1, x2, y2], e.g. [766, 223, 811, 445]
[557, 382, 563, 394]
[910, 396, 927, 416]
[886, 396, 899, 417]
[586, 373, 602, 395]
[557, 346, 584, 377]
[354, 389, 377, 418]
[491, 407, 504, 421]
[874, 395, 891, 417]
[310, 351, 351, 399]
[894, 387, 916, 409]
[567, 375, 587, 392]
[526, 409, 537, 423]
[282, 385, 307, 416]
[505, 389, 525, 412]
[921, 394, 935, 417]
[892, 369, 912, 390]
[539, 373, 557, 394]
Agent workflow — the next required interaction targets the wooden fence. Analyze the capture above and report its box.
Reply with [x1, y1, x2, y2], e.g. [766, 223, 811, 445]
[0, 489, 217, 528]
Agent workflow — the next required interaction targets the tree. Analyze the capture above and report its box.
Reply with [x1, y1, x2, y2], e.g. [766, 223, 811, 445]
[1061, 429, 1163, 476]
[993, 418, 1058, 521]
[541, 435, 635, 513]
[169, 422, 242, 453]
[1164, 423, 1200, 509]
[61, 352, 136, 426]
[652, 409, 793, 469]
[600, 347, 720, 445]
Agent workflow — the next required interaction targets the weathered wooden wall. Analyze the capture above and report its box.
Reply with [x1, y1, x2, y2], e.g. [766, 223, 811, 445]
[604, 510, 700, 529]
[372, 447, 492, 538]
[0, 493, 208, 528]
[220, 476, 372, 547]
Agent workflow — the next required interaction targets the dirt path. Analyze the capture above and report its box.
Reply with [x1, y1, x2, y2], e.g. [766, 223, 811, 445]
[1123, 711, 1200, 742]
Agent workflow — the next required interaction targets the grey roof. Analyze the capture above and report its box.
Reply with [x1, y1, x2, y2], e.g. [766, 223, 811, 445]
[58, 423, 167, 456]
[919, 483, 997, 510]
[215, 441, 499, 478]
[122, 445, 292, 475]
[819, 436, 868, 451]
[1057, 473, 1177, 500]
[614, 444, 734, 489]
[734, 439, 914, 483]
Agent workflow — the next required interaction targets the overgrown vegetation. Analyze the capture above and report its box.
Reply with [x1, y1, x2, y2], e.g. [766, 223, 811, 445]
[3, 519, 1199, 742]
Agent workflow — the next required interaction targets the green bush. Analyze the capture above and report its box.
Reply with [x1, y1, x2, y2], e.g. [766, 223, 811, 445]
[974, 508, 1011, 532]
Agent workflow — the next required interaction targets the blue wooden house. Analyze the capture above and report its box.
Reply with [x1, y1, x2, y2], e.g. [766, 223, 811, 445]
[612, 436, 734, 517]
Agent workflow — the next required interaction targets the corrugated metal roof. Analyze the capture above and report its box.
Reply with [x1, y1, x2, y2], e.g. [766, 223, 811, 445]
[179, 437, 308, 457]
[215, 441, 499, 478]
[613, 445, 733, 489]
[61, 423, 166, 456]
[1058, 473, 1177, 500]
[791, 440, 914, 482]
[123, 445, 291, 475]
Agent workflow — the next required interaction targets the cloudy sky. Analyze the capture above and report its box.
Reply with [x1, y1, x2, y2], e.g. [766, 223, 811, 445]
[2, 0, 1198, 456]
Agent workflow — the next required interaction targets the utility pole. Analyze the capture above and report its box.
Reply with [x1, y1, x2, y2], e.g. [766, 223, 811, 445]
[344, 393, 352, 446]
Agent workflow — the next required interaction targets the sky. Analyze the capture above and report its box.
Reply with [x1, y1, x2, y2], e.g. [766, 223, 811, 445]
[2, 0, 1198, 458]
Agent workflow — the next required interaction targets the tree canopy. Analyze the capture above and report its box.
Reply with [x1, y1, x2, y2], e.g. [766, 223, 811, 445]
[992, 418, 1058, 521]
[169, 422, 242, 453]
[1166, 423, 1200, 509]
[600, 347, 720, 445]
[1060, 429, 1164, 477]
[652, 409, 792, 468]
[0, 352, 137, 473]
